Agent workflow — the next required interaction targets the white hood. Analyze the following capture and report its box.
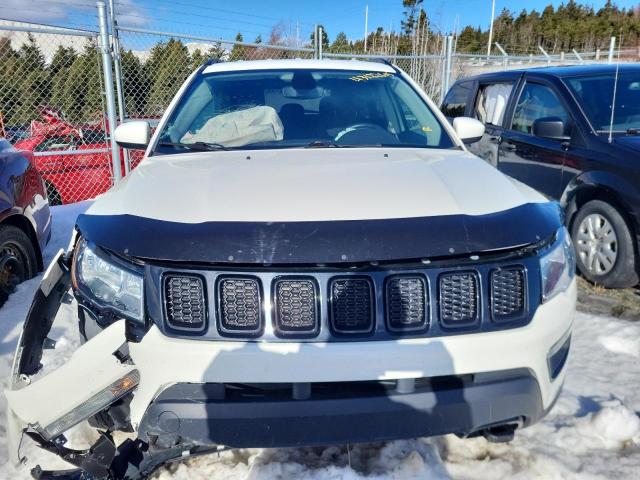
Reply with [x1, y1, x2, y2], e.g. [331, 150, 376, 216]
[87, 148, 545, 223]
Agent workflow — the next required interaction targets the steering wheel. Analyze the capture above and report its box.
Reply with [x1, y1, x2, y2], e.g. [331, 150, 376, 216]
[334, 123, 398, 145]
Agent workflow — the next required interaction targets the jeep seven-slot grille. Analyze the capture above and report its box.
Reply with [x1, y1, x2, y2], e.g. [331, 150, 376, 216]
[274, 278, 319, 336]
[439, 272, 479, 326]
[163, 264, 531, 339]
[218, 277, 262, 335]
[164, 275, 206, 330]
[329, 278, 375, 334]
[491, 267, 526, 319]
[386, 276, 428, 331]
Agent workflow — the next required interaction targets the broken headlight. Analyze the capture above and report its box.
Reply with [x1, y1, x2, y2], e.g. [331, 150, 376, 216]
[72, 238, 144, 323]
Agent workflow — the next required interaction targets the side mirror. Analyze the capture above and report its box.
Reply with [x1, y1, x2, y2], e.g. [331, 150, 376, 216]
[452, 117, 485, 144]
[114, 121, 151, 150]
[533, 117, 569, 140]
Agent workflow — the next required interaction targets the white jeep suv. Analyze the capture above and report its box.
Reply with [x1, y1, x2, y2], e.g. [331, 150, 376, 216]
[7, 59, 576, 479]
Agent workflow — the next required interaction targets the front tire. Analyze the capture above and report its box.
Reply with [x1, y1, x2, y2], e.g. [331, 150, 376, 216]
[0, 225, 39, 306]
[571, 200, 638, 288]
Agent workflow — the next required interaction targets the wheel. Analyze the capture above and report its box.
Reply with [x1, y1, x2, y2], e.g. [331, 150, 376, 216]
[0, 225, 38, 306]
[46, 181, 62, 206]
[571, 200, 639, 288]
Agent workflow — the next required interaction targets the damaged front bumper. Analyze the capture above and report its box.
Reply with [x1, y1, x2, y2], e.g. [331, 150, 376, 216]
[5, 249, 576, 480]
[5, 251, 140, 479]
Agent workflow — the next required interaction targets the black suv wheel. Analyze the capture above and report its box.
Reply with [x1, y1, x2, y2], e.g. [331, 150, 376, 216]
[0, 225, 38, 306]
[571, 200, 639, 288]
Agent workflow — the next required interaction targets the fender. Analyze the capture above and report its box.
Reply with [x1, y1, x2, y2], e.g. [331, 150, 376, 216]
[560, 169, 640, 232]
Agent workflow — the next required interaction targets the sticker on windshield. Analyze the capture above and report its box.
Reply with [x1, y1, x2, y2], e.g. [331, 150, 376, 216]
[349, 72, 392, 82]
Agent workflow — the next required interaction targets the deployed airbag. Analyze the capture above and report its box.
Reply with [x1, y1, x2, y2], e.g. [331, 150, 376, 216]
[181, 105, 284, 147]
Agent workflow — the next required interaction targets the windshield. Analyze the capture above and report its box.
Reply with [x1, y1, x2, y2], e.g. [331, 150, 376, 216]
[565, 72, 640, 134]
[155, 68, 454, 153]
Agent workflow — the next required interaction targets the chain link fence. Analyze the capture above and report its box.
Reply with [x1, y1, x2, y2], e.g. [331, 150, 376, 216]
[0, 22, 117, 205]
[1, 8, 637, 205]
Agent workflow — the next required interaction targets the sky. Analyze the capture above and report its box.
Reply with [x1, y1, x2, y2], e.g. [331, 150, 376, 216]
[0, 0, 639, 45]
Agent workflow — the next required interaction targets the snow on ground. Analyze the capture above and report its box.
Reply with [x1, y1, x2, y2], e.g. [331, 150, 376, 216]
[0, 203, 639, 479]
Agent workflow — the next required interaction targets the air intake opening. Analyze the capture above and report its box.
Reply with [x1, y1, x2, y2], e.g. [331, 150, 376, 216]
[273, 277, 320, 338]
[217, 276, 263, 337]
[164, 274, 207, 331]
[385, 275, 428, 332]
[329, 277, 375, 335]
[490, 267, 526, 321]
[439, 271, 480, 327]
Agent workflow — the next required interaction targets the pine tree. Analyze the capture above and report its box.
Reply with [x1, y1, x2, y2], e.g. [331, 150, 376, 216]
[230, 33, 245, 60]
[146, 39, 190, 116]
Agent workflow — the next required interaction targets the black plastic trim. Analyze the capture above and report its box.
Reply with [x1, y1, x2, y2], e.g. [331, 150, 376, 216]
[138, 369, 544, 449]
[438, 270, 481, 329]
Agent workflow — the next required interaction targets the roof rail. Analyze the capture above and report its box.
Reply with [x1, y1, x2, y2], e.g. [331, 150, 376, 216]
[197, 58, 223, 73]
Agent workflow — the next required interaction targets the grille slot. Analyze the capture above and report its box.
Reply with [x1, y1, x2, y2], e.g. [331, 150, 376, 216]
[439, 272, 479, 326]
[329, 277, 374, 334]
[273, 277, 319, 337]
[217, 277, 263, 335]
[491, 267, 526, 320]
[386, 276, 428, 332]
[164, 275, 206, 331]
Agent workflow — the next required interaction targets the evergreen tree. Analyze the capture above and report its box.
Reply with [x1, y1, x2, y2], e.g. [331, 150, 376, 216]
[146, 39, 190, 116]
[330, 32, 350, 53]
[230, 33, 246, 60]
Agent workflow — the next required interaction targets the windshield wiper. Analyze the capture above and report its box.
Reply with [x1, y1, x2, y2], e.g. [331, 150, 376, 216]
[305, 140, 342, 148]
[159, 141, 230, 151]
[305, 140, 384, 148]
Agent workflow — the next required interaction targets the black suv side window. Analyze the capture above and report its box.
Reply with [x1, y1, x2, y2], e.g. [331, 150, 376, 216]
[441, 81, 471, 119]
[511, 83, 570, 135]
[474, 83, 513, 126]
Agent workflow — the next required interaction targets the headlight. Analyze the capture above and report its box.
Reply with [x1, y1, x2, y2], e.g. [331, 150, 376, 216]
[540, 227, 576, 302]
[72, 239, 144, 322]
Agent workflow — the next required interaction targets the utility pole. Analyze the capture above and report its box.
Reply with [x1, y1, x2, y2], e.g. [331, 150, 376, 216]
[296, 20, 299, 48]
[364, 5, 369, 53]
[487, 0, 496, 59]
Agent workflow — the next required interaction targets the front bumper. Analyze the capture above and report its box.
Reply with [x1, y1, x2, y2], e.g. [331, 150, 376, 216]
[139, 370, 544, 449]
[5, 252, 576, 477]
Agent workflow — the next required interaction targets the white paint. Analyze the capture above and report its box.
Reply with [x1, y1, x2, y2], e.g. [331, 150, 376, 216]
[113, 121, 151, 150]
[202, 59, 395, 75]
[2, 204, 638, 479]
[86, 148, 546, 223]
[5, 321, 131, 428]
[452, 117, 485, 142]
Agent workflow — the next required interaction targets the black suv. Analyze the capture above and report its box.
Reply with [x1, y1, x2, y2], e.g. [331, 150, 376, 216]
[442, 64, 640, 288]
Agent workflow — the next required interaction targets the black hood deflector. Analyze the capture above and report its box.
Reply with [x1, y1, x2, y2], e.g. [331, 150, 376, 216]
[76, 202, 562, 265]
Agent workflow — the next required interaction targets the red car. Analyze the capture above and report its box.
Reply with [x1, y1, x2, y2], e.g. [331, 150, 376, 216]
[13, 108, 143, 205]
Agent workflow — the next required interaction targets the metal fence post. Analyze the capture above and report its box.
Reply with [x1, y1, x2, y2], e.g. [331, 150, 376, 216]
[108, 0, 130, 175]
[538, 45, 551, 66]
[318, 26, 323, 59]
[608, 37, 616, 64]
[442, 36, 453, 100]
[97, 1, 122, 183]
[495, 42, 509, 67]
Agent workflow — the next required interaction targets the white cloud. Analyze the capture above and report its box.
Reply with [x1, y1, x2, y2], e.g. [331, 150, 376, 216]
[0, 0, 148, 29]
